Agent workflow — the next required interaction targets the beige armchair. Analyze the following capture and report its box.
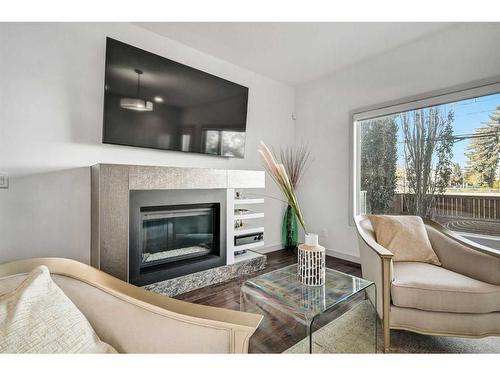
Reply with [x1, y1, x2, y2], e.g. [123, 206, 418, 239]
[0, 258, 262, 353]
[354, 216, 500, 353]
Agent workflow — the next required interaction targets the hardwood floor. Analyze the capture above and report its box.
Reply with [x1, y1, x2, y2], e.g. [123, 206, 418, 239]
[175, 249, 361, 353]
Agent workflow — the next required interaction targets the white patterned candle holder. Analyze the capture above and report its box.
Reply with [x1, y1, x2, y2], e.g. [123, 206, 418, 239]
[297, 233, 326, 286]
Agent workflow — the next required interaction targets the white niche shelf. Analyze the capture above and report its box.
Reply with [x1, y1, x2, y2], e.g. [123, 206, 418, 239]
[234, 211, 265, 220]
[234, 250, 264, 264]
[234, 198, 265, 205]
[234, 225, 265, 236]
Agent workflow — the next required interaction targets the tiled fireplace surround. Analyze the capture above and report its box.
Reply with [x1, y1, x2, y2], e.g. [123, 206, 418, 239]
[91, 164, 267, 296]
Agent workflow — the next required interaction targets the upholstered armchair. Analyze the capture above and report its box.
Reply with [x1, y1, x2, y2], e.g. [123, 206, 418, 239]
[354, 216, 500, 353]
[0, 258, 262, 353]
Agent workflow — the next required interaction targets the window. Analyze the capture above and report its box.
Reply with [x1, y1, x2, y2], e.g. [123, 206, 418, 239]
[353, 83, 500, 249]
[203, 130, 246, 158]
[204, 130, 221, 155]
[181, 134, 191, 152]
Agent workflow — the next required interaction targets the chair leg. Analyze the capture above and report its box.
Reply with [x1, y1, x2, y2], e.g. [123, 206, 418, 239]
[382, 257, 392, 353]
[383, 318, 390, 353]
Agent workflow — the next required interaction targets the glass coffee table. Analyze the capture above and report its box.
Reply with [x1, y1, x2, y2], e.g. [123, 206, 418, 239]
[241, 264, 377, 353]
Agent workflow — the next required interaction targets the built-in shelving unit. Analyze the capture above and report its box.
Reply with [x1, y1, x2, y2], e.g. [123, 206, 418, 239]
[226, 189, 265, 265]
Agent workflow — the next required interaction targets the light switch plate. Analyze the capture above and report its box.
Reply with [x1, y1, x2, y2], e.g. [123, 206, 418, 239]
[0, 172, 9, 188]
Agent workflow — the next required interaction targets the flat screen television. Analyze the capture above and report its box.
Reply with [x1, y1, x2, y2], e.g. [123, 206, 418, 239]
[103, 38, 249, 158]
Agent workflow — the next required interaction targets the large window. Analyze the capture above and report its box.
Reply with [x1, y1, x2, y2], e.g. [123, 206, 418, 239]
[353, 84, 500, 249]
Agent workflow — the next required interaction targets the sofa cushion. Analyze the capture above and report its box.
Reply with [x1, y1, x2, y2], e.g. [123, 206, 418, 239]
[391, 262, 500, 314]
[369, 215, 441, 265]
[0, 265, 117, 353]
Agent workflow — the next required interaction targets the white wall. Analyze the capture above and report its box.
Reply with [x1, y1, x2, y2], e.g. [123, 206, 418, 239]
[4, 23, 500, 265]
[294, 23, 500, 261]
[0, 23, 295, 264]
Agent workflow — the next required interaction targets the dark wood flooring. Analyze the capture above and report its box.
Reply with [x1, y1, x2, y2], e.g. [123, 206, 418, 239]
[176, 249, 361, 353]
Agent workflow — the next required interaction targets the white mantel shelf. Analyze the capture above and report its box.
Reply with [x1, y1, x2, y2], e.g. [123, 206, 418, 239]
[97, 163, 266, 190]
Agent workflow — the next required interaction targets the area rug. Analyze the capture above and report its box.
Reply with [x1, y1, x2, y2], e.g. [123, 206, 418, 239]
[284, 300, 500, 353]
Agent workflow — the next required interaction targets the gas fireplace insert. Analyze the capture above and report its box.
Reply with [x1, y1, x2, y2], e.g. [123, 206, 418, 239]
[129, 190, 226, 286]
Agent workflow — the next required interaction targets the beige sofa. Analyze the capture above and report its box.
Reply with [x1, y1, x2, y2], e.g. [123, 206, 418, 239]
[0, 257, 262, 353]
[354, 215, 500, 353]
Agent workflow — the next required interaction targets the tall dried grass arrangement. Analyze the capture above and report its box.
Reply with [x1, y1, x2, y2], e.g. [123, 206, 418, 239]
[279, 144, 311, 189]
[259, 142, 308, 233]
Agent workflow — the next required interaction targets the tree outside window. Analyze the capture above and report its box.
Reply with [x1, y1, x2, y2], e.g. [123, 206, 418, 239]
[357, 91, 500, 241]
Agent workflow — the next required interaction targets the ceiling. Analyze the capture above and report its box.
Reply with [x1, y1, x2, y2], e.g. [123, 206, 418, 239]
[135, 22, 455, 85]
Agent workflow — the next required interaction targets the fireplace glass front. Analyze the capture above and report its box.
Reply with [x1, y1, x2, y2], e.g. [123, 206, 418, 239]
[129, 189, 226, 286]
[140, 204, 219, 269]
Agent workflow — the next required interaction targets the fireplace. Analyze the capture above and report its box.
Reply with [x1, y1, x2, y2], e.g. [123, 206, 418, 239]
[141, 203, 219, 265]
[129, 190, 226, 286]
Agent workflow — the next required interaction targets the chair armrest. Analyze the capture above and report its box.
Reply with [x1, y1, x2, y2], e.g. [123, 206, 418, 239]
[354, 215, 394, 352]
[354, 216, 394, 259]
[424, 219, 500, 259]
[354, 216, 394, 317]
[424, 220, 500, 285]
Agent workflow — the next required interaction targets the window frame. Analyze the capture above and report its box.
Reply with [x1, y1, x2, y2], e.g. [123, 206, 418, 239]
[350, 79, 500, 224]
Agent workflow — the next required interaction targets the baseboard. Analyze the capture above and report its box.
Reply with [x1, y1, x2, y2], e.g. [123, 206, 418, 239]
[256, 243, 360, 264]
[325, 249, 360, 264]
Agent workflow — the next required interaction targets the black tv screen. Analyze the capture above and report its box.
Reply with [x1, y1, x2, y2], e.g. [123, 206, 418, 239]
[103, 38, 249, 158]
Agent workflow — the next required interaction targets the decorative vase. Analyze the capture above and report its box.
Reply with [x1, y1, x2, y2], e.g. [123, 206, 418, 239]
[282, 205, 299, 251]
[297, 233, 326, 286]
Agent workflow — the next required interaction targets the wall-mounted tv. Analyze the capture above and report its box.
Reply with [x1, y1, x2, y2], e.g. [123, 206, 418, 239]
[103, 38, 249, 158]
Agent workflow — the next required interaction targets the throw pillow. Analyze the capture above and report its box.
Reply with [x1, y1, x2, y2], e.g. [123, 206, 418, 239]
[369, 215, 441, 266]
[0, 265, 117, 353]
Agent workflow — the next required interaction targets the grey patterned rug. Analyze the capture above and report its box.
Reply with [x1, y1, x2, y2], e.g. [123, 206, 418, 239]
[284, 300, 500, 354]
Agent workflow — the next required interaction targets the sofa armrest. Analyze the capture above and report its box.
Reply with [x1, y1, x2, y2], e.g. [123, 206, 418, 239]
[424, 220, 500, 286]
[0, 258, 263, 353]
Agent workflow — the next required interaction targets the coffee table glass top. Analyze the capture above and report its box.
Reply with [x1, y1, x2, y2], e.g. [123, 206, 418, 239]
[242, 264, 373, 319]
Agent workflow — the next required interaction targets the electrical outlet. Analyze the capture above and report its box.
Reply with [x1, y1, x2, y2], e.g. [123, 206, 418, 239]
[320, 228, 329, 239]
[0, 172, 9, 189]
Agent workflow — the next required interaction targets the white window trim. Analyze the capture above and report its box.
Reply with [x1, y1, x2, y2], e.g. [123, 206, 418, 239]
[349, 78, 500, 224]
